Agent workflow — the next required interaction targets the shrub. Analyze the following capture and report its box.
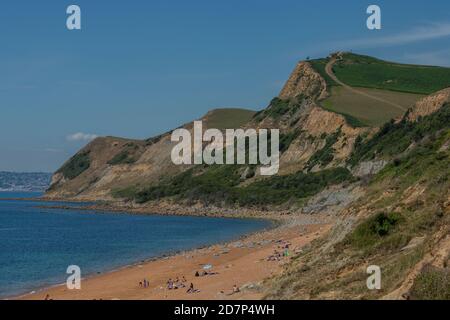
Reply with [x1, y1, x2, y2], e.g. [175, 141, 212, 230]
[306, 129, 341, 169]
[115, 165, 354, 207]
[57, 151, 91, 180]
[348, 104, 450, 166]
[347, 212, 402, 249]
[108, 150, 137, 165]
[254, 97, 295, 121]
[279, 129, 301, 153]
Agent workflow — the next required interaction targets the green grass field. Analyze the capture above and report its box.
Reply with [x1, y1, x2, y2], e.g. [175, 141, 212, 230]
[204, 108, 256, 129]
[309, 58, 339, 87]
[333, 53, 450, 94]
[321, 86, 424, 127]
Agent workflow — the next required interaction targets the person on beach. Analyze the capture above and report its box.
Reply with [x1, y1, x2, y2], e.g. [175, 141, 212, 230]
[167, 278, 174, 290]
[187, 282, 199, 294]
[174, 277, 185, 289]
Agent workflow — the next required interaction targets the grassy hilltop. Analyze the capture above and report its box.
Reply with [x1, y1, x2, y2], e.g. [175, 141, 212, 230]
[310, 53, 450, 126]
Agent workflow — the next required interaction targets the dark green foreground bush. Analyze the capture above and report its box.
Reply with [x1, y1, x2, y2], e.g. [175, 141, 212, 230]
[346, 212, 402, 249]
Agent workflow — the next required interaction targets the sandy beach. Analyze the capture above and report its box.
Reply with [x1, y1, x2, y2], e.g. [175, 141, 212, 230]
[17, 215, 330, 300]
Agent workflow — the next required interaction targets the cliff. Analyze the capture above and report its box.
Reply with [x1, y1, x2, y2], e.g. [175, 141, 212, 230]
[46, 53, 450, 299]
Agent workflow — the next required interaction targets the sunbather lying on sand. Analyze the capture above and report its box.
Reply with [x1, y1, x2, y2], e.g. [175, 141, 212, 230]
[195, 270, 219, 277]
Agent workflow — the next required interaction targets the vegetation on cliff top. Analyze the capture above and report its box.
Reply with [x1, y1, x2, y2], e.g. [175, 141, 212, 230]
[320, 86, 421, 127]
[253, 97, 291, 121]
[204, 108, 256, 130]
[309, 58, 339, 88]
[333, 53, 450, 94]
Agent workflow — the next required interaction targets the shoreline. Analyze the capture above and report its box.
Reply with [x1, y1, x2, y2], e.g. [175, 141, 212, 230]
[14, 217, 329, 300]
[7, 223, 271, 300]
[1, 195, 298, 220]
[3, 196, 331, 300]
[18, 223, 330, 300]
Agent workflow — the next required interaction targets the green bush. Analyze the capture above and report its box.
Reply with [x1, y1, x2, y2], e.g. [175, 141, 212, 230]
[347, 212, 402, 249]
[108, 150, 137, 165]
[306, 130, 341, 169]
[348, 104, 450, 166]
[254, 97, 294, 122]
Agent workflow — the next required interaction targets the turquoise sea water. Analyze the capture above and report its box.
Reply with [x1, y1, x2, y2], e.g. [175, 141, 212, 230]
[0, 192, 271, 298]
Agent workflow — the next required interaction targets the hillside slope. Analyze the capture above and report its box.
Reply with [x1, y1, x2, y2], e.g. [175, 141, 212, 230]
[266, 94, 450, 299]
[46, 108, 255, 200]
[47, 53, 449, 209]
[46, 54, 450, 299]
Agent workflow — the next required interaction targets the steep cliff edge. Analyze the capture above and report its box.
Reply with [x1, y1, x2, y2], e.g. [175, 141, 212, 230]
[47, 54, 449, 207]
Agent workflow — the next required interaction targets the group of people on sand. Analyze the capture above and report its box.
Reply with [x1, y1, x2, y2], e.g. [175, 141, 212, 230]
[167, 276, 187, 290]
[267, 240, 291, 261]
[166, 276, 199, 294]
[139, 278, 150, 288]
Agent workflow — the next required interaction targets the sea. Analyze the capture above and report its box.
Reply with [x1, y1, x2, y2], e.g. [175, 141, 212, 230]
[0, 192, 271, 298]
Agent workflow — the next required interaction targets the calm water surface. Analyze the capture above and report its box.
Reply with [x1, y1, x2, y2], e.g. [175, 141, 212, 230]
[0, 192, 271, 297]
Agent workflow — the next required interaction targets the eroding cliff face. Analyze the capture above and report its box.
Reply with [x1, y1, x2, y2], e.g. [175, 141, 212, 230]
[46, 134, 185, 200]
[278, 62, 328, 101]
[48, 54, 448, 202]
[47, 59, 370, 198]
[407, 88, 450, 122]
[279, 105, 366, 174]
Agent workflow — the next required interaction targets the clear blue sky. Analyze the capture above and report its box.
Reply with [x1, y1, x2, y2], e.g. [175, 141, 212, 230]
[1, 0, 450, 172]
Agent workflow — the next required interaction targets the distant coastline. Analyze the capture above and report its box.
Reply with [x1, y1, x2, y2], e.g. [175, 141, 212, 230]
[0, 172, 51, 192]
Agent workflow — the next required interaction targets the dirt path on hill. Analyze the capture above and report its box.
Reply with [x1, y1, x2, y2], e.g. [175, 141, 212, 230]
[325, 58, 407, 112]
